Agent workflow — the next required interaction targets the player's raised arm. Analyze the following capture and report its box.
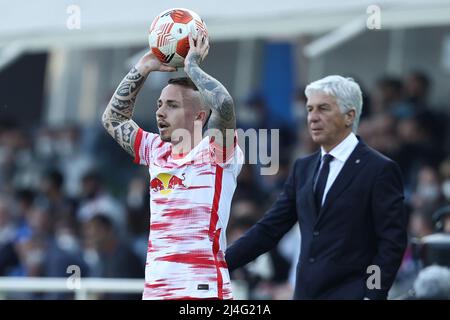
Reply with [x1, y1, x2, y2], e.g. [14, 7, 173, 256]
[102, 52, 176, 157]
[183, 33, 236, 148]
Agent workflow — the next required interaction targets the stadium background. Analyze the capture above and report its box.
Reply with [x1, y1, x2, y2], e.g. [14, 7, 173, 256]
[0, 0, 450, 299]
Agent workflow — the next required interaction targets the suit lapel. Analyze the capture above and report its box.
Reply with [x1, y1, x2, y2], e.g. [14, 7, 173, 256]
[297, 151, 321, 223]
[306, 152, 321, 217]
[315, 140, 370, 224]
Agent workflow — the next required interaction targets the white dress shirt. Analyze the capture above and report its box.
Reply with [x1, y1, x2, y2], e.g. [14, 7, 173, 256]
[317, 132, 359, 206]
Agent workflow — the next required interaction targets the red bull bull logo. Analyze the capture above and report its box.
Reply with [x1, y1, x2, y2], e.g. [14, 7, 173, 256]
[150, 173, 186, 195]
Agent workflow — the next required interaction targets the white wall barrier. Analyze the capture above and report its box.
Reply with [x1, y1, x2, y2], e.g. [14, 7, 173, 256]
[0, 277, 248, 300]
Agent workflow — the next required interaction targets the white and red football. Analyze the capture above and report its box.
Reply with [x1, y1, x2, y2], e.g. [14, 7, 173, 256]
[148, 8, 208, 68]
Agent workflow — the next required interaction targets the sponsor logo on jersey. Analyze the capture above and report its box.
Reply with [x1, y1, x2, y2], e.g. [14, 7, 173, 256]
[150, 173, 186, 195]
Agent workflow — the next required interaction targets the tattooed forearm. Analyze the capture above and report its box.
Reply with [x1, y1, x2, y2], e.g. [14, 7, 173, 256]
[102, 67, 148, 157]
[116, 68, 145, 97]
[110, 97, 135, 118]
[184, 61, 236, 133]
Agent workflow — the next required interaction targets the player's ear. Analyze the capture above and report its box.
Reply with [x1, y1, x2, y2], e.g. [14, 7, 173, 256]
[200, 109, 212, 129]
[345, 109, 355, 127]
[195, 109, 207, 122]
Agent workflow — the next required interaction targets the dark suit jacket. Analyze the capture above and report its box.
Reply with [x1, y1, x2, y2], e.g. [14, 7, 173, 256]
[226, 139, 407, 300]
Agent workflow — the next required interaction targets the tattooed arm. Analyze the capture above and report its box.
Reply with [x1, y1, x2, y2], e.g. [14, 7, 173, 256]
[102, 52, 175, 157]
[184, 33, 236, 148]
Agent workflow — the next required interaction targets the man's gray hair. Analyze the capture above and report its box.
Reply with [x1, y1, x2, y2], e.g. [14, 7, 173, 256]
[305, 75, 363, 133]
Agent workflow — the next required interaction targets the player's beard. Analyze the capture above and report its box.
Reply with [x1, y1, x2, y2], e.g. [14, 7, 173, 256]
[160, 134, 171, 142]
[159, 127, 172, 142]
[160, 130, 184, 144]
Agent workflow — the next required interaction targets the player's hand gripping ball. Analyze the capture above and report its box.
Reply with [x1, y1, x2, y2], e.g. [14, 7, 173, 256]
[148, 8, 208, 68]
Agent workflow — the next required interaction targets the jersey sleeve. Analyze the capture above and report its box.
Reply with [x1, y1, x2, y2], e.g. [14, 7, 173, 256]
[209, 131, 244, 177]
[209, 132, 237, 164]
[133, 128, 159, 166]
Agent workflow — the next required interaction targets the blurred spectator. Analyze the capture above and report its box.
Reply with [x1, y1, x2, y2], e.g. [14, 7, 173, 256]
[444, 215, 450, 234]
[410, 166, 446, 211]
[291, 126, 318, 161]
[82, 214, 143, 299]
[38, 169, 75, 223]
[77, 170, 126, 233]
[228, 201, 292, 300]
[348, 76, 372, 119]
[12, 203, 53, 277]
[41, 215, 87, 299]
[34, 127, 57, 162]
[56, 125, 96, 198]
[387, 71, 430, 120]
[359, 112, 399, 159]
[258, 151, 292, 197]
[0, 197, 18, 276]
[292, 87, 307, 127]
[233, 164, 268, 204]
[237, 90, 269, 131]
[432, 205, 450, 234]
[404, 71, 431, 111]
[395, 115, 446, 191]
[237, 90, 296, 170]
[1, 126, 38, 191]
[412, 265, 450, 299]
[439, 159, 450, 203]
[230, 199, 261, 221]
[270, 224, 301, 300]
[228, 215, 270, 299]
[392, 205, 450, 298]
[0, 197, 15, 244]
[409, 210, 434, 239]
[126, 176, 150, 265]
[372, 76, 404, 114]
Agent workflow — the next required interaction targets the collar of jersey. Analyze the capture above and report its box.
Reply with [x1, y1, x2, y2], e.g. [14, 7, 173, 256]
[169, 135, 210, 164]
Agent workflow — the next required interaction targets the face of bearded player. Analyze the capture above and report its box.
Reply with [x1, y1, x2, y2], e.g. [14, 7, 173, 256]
[156, 84, 206, 144]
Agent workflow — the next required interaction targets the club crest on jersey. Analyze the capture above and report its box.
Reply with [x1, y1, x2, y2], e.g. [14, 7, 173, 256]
[150, 173, 186, 195]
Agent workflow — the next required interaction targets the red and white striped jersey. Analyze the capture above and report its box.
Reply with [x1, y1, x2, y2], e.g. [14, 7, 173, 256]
[133, 128, 243, 300]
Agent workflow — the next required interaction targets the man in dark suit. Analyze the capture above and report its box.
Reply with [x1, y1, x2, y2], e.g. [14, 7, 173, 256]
[226, 75, 407, 300]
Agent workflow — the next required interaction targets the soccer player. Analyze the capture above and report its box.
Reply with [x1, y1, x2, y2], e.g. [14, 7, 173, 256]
[102, 33, 243, 299]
